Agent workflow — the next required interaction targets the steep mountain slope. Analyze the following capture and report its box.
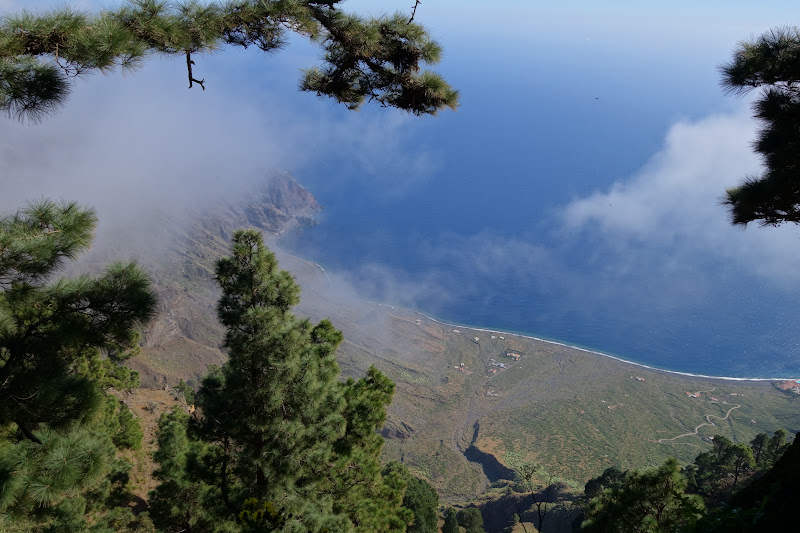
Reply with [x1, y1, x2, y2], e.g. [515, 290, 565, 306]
[114, 172, 799, 506]
[125, 171, 321, 387]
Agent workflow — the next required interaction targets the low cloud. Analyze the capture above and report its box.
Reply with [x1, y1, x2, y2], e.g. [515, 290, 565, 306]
[306, 108, 800, 341]
[560, 109, 800, 288]
[562, 112, 758, 240]
[1, 48, 440, 247]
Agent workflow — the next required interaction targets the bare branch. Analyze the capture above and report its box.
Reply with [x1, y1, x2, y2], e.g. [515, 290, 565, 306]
[185, 51, 205, 90]
[408, 1, 422, 24]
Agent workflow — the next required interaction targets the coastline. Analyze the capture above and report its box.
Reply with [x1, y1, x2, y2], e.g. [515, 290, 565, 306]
[414, 310, 794, 383]
[291, 251, 796, 383]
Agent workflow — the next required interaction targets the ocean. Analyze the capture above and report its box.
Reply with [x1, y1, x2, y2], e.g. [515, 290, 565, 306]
[275, 21, 800, 380]
[279, 201, 800, 379]
[277, 100, 800, 379]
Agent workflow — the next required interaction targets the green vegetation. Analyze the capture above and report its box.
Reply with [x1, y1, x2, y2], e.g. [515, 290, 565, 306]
[573, 429, 798, 533]
[721, 26, 800, 226]
[0, 201, 157, 531]
[581, 458, 705, 533]
[148, 230, 416, 531]
[173, 379, 195, 406]
[369, 321, 800, 499]
[398, 465, 440, 533]
[456, 507, 486, 533]
[443, 508, 460, 533]
[0, 0, 458, 122]
[4, 6, 800, 532]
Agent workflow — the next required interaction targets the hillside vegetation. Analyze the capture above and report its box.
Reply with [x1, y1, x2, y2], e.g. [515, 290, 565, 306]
[122, 174, 799, 503]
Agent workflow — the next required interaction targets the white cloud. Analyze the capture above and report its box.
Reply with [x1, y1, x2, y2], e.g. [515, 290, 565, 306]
[0, 45, 439, 237]
[560, 109, 800, 287]
[563, 111, 758, 239]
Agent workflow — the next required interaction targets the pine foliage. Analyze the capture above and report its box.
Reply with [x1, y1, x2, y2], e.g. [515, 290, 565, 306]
[581, 458, 705, 533]
[150, 229, 410, 532]
[0, 200, 156, 531]
[0, 0, 459, 121]
[0, 200, 157, 440]
[0, 426, 118, 532]
[442, 508, 459, 533]
[720, 26, 800, 226]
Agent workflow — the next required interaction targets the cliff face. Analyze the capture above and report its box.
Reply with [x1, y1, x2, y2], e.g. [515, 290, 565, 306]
[206, 171, 321, 238]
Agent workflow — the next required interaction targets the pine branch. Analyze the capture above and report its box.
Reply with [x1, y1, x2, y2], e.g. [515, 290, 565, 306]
[15, 420, 43, 444]
[0, 1, 457, 120]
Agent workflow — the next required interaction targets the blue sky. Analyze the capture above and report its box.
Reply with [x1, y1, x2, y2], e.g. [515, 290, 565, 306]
[4, 1, 800, 374]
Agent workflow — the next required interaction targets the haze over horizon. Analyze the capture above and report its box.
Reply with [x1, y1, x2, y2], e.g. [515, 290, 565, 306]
[3, 0, 800, 376]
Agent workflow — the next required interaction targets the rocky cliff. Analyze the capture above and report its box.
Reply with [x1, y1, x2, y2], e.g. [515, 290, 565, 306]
[202, 171, 321, 238]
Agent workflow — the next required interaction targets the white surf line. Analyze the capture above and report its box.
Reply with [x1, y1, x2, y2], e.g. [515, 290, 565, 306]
[410, 312, 795, 383]
[299, 258, 333, 288]
[316, 264, 333, 288]
[657, 404, 742, 444]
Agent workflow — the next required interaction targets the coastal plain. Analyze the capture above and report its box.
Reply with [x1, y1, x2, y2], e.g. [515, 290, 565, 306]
[281, 257, 799, 500]
[109, 176, 799, 503]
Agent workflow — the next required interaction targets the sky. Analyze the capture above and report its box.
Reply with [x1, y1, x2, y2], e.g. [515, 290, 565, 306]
[4, 1, 800, 375]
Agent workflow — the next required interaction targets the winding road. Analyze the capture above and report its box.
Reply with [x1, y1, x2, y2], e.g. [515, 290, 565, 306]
[657, 396, 741, 446]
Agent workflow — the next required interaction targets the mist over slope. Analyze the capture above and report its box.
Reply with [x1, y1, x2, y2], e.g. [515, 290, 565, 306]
[59, 171, 324, 387]
[84, 173, 797, 508]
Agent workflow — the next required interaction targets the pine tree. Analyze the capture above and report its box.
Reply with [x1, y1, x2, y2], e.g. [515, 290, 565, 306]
[0, 426, 115, 530]
[583, 466, 625, 500]
[727, 443, 755, 487]
[750, 433, 770, 466]
[456, 508, 485, 533]
[720, 26, 800, 226]
[0, 0, 459, 122]
[581, 458, 705, 533]
[148, 408, 231, 533]
[395, 464, 439, 533]
[442, 508, 460, 533]
[764, 428, 790, 465]
[0, 200, 157, 531]
[151, 229, 409, 532]
[0, 200, 156, 441]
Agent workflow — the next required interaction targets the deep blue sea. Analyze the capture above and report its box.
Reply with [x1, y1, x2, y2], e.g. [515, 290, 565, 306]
[272, 23, 800, 380]
[276, 70, 800, 379]
[279, 182, 800, 380]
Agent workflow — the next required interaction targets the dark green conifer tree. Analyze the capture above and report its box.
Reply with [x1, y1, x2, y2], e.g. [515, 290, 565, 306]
[148, 408, 231, 532]
[583, 467, 625, 500]
[0, 201, 156, 440]
[749, 432, 770, 466]
[442, 508, 460, 533]
[0, 200, 157, 532]
[456, 507, 485, 533]
[395, 464, 439, 533]
[581, 458, 704, 533]
[727, 443, 755, 487]
[720, 26, 800, 226]
[151, 229, 410, 532]
[765, 428, 790, 463]
[0, 0, 459, 122]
